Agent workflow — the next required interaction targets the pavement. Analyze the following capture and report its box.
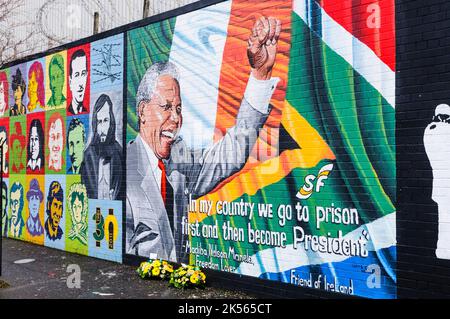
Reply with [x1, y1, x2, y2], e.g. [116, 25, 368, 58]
[0, 237, 255, 299]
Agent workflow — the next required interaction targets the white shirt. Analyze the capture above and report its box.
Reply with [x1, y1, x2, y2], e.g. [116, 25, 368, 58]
[139, 73, 279, 190]
[141, 137, 163, 191]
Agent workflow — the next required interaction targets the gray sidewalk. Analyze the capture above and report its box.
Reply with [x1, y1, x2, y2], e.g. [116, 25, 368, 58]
[0, 238, 254, 299]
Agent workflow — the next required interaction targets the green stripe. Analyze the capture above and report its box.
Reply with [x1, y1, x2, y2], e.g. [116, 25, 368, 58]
[126, 18, 176, 143]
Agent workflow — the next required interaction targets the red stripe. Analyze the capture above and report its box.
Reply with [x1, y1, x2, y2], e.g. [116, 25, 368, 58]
[320, 0, 395, 71]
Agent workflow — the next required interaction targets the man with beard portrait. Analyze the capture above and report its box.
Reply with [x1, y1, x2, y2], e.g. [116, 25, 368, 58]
[81, 94, 123, 200]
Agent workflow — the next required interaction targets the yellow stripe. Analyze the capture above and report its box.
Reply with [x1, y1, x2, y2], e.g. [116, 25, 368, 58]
[189, 101, 335, 223]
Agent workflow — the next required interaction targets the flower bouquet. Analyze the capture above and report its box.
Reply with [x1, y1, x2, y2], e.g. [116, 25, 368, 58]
[169, 264, 206, 289]
[137, 259, 174, 280]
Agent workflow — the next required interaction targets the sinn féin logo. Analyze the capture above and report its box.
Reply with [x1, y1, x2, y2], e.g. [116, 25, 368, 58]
[296, 163, 334, 200]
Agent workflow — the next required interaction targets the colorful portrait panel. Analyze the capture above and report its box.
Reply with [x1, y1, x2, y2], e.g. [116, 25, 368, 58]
[45, 109, 66, 174]
[45, 51, 67, 111]
[44, 175, 66, 250]
[26, 59, 46, 113]
[67, 44, 90, 116]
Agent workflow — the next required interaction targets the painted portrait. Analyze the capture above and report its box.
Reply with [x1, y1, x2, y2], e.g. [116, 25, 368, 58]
[0, 119, 9, 177]
[10, 119, 26, 174]
[9, 180, 24, 239]
[44, 180, 64, 241]
[1, 180, 7, 237]
[46, 111, 65, 173]
[66, 116, 88, 175]
[27, 115, 45, 174]
[81, 94, 123, 200]
[26, 178, 44, 238]
[0, 71, 9, 117]
[10, 66, 27, 116]
[27, 60, 45, 113]
[46, 52, 67, 110]
[67, 182, 88, 245]
[67, 45, 90, 116]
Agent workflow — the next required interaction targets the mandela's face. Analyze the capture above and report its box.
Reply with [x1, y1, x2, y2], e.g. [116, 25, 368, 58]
[139, 75, 182, 160]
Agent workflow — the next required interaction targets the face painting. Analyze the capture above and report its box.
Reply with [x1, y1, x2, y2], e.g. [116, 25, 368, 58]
[50, 197, 63, 229]
[69, 56, 87, 104]
[68, 125, 84, 169]
[10, 189, 22, 225]
[30, 126, 40, 160]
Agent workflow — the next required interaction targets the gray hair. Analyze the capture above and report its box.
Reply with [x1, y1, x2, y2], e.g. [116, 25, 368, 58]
[135, 61, 180, 128]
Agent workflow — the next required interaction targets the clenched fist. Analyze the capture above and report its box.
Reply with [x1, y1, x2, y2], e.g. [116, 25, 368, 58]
[247, 16, 281, 80]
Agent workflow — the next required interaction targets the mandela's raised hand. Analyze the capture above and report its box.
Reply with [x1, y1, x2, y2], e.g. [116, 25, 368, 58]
[247, 16, 281, 80]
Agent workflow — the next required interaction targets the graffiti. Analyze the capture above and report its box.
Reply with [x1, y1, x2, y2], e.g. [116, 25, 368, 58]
[67, 183, 88, 245]
[92, 43, 121, 84]
[81, 94, 123, 200]
[0, 0, 398, 299]
[45, 180, 64, 241]
[26, 178, 44, 237]
[47, 53, 66, 109]
[9, 181, 24, 238]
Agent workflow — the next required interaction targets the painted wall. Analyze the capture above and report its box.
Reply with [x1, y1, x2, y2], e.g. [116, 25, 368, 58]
[0, 0, 398, 299]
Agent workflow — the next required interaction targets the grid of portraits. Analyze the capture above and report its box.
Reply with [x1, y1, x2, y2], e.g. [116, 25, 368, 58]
[0, 34, 124, 262]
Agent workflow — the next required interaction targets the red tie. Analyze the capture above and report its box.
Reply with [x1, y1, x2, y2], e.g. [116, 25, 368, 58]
[158, 160, 166, 205]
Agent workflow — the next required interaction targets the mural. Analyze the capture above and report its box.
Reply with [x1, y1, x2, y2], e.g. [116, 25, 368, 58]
[124, 0, 396, 299]
[0, 0, 396, 299]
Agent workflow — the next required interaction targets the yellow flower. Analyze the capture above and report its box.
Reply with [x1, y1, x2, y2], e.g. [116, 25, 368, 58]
[190, 274, 198, 284]
[153, 260, 161, 267]
[152, 268, 160, 276]
[199, 272, 206, 281]
[142, 263, 152, 274]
